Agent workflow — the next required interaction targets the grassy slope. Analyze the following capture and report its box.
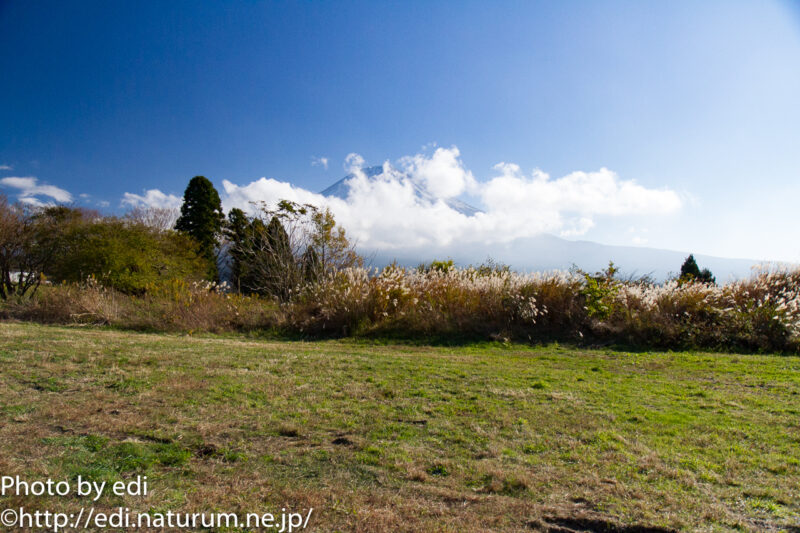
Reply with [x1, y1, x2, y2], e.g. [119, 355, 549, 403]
[0, 322, 798, 532]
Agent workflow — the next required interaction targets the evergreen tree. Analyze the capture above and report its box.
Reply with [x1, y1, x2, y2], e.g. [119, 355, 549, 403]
[266, 216, 291, 261]
[224, 208, 249, 290]
[680, 254, 715, 284]
[301, 245, 320, 284]
[264, 216, 295, 299]
[238, 218, 267, 294]
[680, 254, 701, 279]
[229, 200, 360, 300]
[697, 268, 716, 285]
[175, 176, 224, 280]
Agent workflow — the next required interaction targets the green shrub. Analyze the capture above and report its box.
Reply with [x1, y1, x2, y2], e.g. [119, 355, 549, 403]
[48, 219, 208, 295]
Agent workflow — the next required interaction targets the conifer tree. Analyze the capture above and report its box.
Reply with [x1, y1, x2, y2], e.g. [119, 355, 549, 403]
[175, 176, 224, 280]
[264, 216, 295, 299]
[680, 254, 701, 280]
[680, 254, 715, 284]
[224, 207, 249, 290]
[301, 245, 320, 284]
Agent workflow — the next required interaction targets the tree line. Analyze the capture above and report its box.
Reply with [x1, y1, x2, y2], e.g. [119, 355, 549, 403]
[1, 174, 714, 303]
[0, 176, 359, 301]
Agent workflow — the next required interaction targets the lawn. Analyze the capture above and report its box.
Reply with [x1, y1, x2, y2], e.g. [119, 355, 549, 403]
[0, 322, 798, 532]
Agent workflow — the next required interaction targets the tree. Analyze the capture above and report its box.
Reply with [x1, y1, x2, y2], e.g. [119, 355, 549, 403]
[0, 200, 91, 299]
[48, 217, 207, 294]
[680, 254, 715, 284]
[301, 245, 320, 284]
[125, 206, 179, 232]
[233, 215, 297, 299]
[680, 254, 701, 279]
[228, 200, 361, 300]
[175, 176, 224, 280]
[0, 195, 32, 299]
[308, 207, 362, 275]
[224, 207, 249, 291]
[697, 268, 716, 285]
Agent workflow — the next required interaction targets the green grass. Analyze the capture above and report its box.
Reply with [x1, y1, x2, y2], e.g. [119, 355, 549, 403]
[0, 322, 798, 532]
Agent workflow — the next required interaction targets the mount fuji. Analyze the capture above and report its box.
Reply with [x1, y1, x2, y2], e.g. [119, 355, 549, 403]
[319, 167, 763, 281]
[320, 166, 482, 217]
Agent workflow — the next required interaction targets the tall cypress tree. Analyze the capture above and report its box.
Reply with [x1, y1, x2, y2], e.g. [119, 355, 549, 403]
[224, 207, 249, 290]
[265, 216, 295, 300]
[175, 176, 224, 280]
[239, 218, 268, 294]
[266, 216, 291, 263]
[301, 245, 320, 284]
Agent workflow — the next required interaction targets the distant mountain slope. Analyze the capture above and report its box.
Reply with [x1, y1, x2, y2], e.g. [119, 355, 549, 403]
[319, 167, 766, 281]
[363, 234, 761, 282]
[320, 166, 482, 217]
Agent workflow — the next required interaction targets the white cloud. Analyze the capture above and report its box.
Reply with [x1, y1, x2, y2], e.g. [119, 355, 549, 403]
[483, 164, 681, 217]
[311, 156, 329, 170]
[344, 153, 365, 172]
[221, 177, 327, 215]
[125, 146, 682, 250]
[121, 189, 182, 209]
[399, 146, 477, 198]
[0, 164, 12, 171]
[0, 176, 73, 204]
[18, 196, 47, 207]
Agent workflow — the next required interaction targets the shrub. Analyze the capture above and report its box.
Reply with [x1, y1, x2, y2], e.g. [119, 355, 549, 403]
[1, 279, 278, 332]
[3, 261, 799, 353]
[47, 219, 208, 295]
[0, 201, 95, 300]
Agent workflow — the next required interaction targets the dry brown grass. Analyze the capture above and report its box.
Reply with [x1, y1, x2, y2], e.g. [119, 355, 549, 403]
[3, 265, 800, 355]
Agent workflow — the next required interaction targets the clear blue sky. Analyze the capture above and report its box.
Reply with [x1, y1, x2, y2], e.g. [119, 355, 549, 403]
[2, 1, 799, 261]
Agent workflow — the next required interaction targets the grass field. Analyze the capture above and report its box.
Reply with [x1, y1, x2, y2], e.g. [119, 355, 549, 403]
[0, 322, 798, 532]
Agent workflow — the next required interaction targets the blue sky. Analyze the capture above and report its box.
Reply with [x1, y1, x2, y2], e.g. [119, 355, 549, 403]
[2, 1, 799, 261]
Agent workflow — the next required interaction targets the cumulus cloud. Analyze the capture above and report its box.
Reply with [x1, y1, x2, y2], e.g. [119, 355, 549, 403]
[398, 146, 477, 199]
[311, 156, 329, 170]
[221, 177, 328, 214]
[121, 189, 182, 209]
[0, 176, 73, 204]
[479, 164, 681, 240]
[344, 153, 365, 172]
[125, 146, 682, 250]
[0, 164, 12, 171]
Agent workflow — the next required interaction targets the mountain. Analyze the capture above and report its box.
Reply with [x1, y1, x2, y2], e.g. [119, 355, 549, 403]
[320, 167, 765, 281]
[320, 166, 482, 217]
[362, 234, 760, 282]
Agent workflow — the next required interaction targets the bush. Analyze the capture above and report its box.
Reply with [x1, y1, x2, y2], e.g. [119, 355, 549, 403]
[3, 262, 799, 353]
[284, 264, 800, 351]
[47, 218, 208, 295]
[1, 279, 278, 333]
